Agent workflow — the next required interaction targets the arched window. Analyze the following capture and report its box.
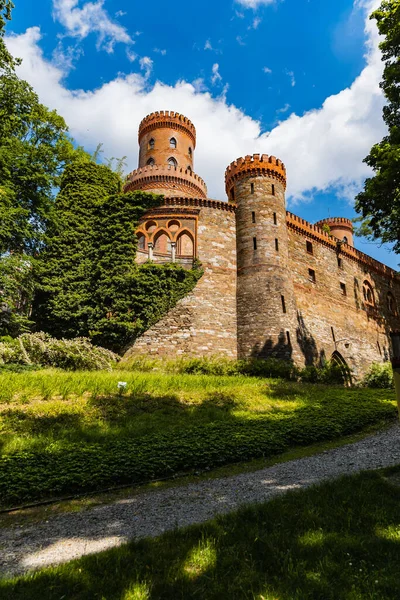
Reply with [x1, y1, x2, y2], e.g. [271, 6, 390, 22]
[149, 138, 155, 149]
[177, 232, 194, 257]
[137, 233, 146, 251]
[154, 231, 172, 256]
[187, 165, 192, 173]
[387, 292, 397, 315]
[146, 158, 155, 166]
[188, 147, 192, 157]
[167, 157, 178, 168]
[170, 137, 177, 149]
[363, 280, 375, 306]
[343, 236, 348, 244]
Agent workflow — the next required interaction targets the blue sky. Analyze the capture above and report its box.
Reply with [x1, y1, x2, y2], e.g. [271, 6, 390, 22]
[6, 0, 398, 268]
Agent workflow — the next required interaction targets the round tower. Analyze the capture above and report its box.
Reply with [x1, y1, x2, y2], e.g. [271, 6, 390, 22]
[225, 154, 297, 360]
[124, 111, 207, 198]
[315, 217, 354, 247]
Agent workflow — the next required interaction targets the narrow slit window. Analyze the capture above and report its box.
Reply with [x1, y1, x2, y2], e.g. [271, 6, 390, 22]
[308, 268, 316, 283]
[331, 327, 336, 342]
[286, 331, 291, 345]
[340, 282, 347, 296]
[253, 237, 257, 251]
[252, 211, 256, 223]
[337, 256, 343, 269]
[271, 184, 275, 196]
[251, 183, 254, 194]
[281, 295, 286, 314]
[273, 212, 277, 225]
[275, 238, 279, 252]
[306, 241, 313, 255]
[377, 341, 382, 355]
[231, 189, 235, 202]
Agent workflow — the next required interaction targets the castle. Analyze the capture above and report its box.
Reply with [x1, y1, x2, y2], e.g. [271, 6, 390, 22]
[123, 111, 400, 379]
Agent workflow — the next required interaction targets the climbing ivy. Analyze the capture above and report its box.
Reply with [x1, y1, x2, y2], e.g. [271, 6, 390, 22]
[34, 161, 203, 351]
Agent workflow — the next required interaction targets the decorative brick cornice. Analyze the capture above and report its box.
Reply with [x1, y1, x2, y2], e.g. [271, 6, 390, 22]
[162, 197, 237, 213]
[138, 111, 196, 147]
[225, 154, 287, 195]
[287, 211, 399, 280]
[124, 164, 207, 199]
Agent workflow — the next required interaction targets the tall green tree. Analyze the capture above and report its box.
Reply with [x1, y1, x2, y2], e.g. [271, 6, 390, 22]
[355, 0, 400, 253]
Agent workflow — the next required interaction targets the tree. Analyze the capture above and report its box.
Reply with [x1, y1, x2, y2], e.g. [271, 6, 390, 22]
[0, 0, 17, 71]
[355, 0, 400, 254]
[0, 253, 34, 336]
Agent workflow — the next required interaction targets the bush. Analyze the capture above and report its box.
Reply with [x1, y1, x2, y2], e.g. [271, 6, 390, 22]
[300, 362, 347, 385]
[362, 362, 394, 389]
[238, 358, 300, 380]
[0, 332, 118, 371]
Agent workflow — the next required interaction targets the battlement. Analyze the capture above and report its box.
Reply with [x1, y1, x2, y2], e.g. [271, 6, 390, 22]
[124, 164, 207, 198]
[138, 111, 196, 147]
[315, 217, 354, 230]
[225, 154, 287, 195]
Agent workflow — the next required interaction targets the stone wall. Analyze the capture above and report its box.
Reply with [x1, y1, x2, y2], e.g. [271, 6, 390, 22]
[123, 199, 237, 359]
[286, 215, 400, 379]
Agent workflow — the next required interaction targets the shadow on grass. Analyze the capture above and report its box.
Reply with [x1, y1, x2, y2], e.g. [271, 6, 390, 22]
[2, 471, 400, 599]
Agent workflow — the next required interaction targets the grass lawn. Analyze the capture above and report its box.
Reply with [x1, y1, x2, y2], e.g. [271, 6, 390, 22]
[0, 369, 397, 507]
[2, 467, 400, 599]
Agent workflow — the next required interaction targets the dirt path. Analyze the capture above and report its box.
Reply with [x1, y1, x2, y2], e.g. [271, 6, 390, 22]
[1, 423, 399, 578]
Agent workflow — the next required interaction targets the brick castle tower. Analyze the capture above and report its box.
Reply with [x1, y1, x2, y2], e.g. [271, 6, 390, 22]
[124, 111, 207, 199]
[225, 154, 298, 360]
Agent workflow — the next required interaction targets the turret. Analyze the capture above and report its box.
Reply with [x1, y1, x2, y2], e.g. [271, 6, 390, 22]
[225, 154, 297, 359]
[315, 217, 354, 247]
[124, 111, 207, 199]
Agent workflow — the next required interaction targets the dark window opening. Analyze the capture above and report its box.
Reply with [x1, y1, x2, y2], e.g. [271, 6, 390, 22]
[340, 282, 347, 296]
[343, 236, 348, 244]
[306, 241, 313, 255]
[281, 295, 287, 314]
[251, 183, 254, 194]
[331, 327, 336, 342]
[230, 189, 235, 202]
[275, 238, 279, 252]
[252, 211, 256, 223]
[146, 158, 155, 166]
[273, 212, 277, 225]
[377, 341, 382, 355]
[253, 237, 257, 251]
[286, 331, 291, 346]
[308, 268, 316, 283]
[167, 157, 178, 168]
[188, 147, 192, 157]
[337, 256, 343, 269]
[170, 137, 177, 149]
[271, 184, 275, 196]
[149, 138, 155, 149]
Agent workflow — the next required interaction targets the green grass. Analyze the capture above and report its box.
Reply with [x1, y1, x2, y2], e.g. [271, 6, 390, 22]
[0, 369, 397, 507]
[2, 468, 400, 599]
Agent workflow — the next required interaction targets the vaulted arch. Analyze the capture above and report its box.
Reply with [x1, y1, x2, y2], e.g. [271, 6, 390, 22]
[176, 230, 194, 257]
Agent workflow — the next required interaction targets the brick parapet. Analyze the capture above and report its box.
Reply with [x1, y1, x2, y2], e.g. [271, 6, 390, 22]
[286, 212, 399, 280]
[315, 217, 354, 229]
[138, 111, 196, 148]
[225, 154, 287, 196]
[124, 164, 207, 199]
[163, 196, 237, 213]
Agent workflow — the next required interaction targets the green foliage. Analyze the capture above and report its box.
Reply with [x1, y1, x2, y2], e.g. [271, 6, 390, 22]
[299, 361, 347, 385]
[0, 332, 117, 371]
[362, 361, 394, 388]
[34, 162, 203, 351]
[355, 0, 400, 253]
[0, 369, 395, 506]
[0, 0, 16, 71]
[3, 470, 400, 599]
[0, 253, 35, 336]
[321, 223, 331, 235]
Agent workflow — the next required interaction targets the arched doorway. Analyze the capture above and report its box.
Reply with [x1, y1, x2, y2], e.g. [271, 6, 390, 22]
[331, 351, 352, 386]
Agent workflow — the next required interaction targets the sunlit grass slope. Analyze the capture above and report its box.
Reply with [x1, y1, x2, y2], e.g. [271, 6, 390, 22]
[0, 370, 396, 507]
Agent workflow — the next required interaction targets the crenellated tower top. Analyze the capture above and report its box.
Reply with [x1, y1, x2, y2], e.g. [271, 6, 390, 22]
[138, 111, 197, 148]
[225, 154, 286, 199]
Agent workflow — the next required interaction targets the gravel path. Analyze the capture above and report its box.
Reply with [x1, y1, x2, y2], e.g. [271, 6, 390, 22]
[1, 423, 399, 578]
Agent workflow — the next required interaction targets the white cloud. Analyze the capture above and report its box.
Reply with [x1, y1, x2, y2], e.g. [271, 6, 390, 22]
[5, 0, 385, 207]
[52, 0, 133, 52]
[285, 69, 296, 87]
[249, 17, 262, 29]
[236, 0, 276, 8]
[211, 63, 222, 85]
[204, 39, 213, 50]
[276, 103, 290, 114]
[139, 56, 153, 79]
[263, 66, 272, 74]
[154, 48, 167, 56]
[236, 35, 246, 46]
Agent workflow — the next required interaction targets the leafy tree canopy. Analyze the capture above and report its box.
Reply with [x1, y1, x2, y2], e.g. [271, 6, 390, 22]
[355, 0, 400, 254]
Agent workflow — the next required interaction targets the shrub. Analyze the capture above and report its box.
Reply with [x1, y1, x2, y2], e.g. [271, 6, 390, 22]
[238, 358, 300, 380]
[300, 362, 347, 385]
[362, 362, 394, 389]
[0, 332, 118, 371]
